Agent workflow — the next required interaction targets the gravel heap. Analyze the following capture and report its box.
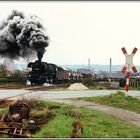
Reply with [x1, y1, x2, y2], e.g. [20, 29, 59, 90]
[68, 83, 88, 90]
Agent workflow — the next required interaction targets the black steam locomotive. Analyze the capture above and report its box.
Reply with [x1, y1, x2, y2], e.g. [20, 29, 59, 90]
[27, 60, 69, 85]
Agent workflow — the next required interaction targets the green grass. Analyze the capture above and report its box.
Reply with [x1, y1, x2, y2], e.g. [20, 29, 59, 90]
[33, 115, 74, 138]
[0, 77, 24, 83]
[1, 100, 140, 138]
[79, 108, 140, 138]
[0, 108, 8, 115]
[129, 86, 140, 91]
[32, 101, 140, 138]
[76, 91, 140, 113]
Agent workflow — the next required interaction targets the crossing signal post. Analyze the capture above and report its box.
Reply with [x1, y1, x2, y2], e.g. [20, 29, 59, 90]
[121, 47, 138, 97]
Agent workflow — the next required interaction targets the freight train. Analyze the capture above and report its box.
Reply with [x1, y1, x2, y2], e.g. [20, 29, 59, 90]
[27, 60, 131, 87]
[27, 60, 84, 85]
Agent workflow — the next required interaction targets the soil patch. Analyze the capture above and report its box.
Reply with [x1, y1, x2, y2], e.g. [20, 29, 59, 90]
[0, 100, 16, 108]
[0, 83, 28, 89]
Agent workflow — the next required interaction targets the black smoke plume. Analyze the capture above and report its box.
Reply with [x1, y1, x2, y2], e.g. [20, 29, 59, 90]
[0, 10, 49, 61]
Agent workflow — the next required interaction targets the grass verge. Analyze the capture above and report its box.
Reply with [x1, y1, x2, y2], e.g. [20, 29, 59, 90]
[0, 99, 140, 138]
[32, 101, 140, 138]
[75, 91, 140, 113]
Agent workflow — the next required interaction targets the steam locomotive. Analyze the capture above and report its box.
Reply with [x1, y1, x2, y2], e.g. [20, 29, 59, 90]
[27, 60, 70, 85]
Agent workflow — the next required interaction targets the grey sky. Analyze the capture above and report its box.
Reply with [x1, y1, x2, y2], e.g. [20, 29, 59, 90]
[0, 1, 140, 65]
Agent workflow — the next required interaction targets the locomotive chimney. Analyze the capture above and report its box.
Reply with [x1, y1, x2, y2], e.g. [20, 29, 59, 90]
[37, 51, 42, 62]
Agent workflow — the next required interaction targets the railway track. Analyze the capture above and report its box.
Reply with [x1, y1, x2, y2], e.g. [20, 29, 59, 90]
[24, 84, 69, 91]
[0, 82, 69, 90]
[0, 101, 32, 138]
[0, 127, 31, 138]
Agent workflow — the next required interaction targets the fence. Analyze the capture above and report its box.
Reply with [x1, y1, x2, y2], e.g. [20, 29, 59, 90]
[129, 79, 140, 88]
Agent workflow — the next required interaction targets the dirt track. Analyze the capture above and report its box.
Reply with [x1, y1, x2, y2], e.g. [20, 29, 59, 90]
[47, 99, 140, 128]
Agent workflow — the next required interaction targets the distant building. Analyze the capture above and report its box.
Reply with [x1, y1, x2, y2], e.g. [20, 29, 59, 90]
[77, 68, 91, 74]
[107, 71, 125, 80]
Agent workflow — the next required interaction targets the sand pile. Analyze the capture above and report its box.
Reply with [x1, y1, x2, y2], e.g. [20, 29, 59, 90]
[68, 83, 88, 90]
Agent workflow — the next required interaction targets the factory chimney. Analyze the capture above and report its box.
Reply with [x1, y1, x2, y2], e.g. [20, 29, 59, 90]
[109, 58, 112, 77]
[88, 58, 90, 73]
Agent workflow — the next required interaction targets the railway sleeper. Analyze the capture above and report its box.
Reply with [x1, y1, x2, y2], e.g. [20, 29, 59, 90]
[0, 127, 31, 138]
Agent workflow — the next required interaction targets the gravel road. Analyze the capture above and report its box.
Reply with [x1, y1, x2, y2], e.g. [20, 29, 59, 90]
[0, 89, 140, 100]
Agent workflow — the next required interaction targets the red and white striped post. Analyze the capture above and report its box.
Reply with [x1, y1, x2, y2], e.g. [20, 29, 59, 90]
[121, 47, 138, 97]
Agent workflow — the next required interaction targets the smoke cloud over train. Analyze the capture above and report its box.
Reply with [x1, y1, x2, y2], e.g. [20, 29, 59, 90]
[0, 10, 49, 61]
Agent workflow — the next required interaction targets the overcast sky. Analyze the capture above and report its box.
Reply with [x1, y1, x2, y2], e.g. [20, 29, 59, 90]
[0, 1, 140, 65]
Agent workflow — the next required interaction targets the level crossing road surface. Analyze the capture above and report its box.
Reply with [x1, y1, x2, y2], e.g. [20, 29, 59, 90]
[0, 89, 140, 100]
[0, 89, 32, 100]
